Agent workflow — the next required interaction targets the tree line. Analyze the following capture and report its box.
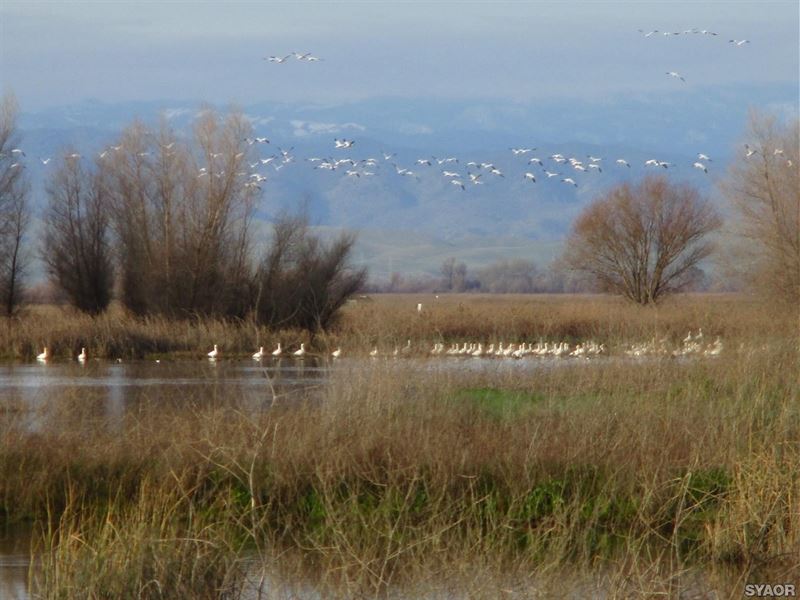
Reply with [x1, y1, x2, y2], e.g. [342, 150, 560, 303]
[376, 112, 799, 305]
[1, 96, 797, 315]
[1, 99, 366, 329]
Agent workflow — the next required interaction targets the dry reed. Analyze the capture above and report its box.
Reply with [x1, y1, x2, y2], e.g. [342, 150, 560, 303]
[0, 294, 796, 597]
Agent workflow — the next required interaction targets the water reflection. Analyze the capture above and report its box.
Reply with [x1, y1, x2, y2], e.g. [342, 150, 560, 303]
[0, 358, 330, 428]
[0, 526, 30, 600]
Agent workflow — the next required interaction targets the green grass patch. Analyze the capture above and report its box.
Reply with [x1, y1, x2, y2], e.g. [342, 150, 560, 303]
[456, 387, 545, 419]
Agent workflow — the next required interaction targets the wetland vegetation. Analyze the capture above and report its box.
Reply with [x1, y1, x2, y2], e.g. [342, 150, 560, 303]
[0, 294, 797, 598]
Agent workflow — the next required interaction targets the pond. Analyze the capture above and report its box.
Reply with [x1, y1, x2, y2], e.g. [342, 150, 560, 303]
[0, 352, 659, 599]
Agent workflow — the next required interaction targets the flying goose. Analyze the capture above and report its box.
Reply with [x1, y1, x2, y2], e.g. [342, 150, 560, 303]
[666, 71, 686, 82]
[523, 172, 537, 182]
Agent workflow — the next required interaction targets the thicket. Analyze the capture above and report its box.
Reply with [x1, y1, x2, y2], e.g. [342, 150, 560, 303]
[40, 110, 365, 331]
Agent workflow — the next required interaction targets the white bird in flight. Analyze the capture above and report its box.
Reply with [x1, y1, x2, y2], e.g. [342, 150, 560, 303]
[616, 159, 630, 168]
[666, 71, 686, 82]
[334, 138, 355, 149]
[698, 153, 712, 162]
[523, 172, 537, 183]
[728, 39, 750, 46]
[450, 179, 465, 190]
[693, 162, 708, 173]
[561, 178, 578, 187]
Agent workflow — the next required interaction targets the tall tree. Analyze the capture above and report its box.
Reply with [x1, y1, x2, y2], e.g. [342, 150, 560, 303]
[563, 175, 721, 304]
[43, 153, 114, 314]
[104, 110, 258, 317]
[720, 112, 800, 303]
[0, 94, 30, 317]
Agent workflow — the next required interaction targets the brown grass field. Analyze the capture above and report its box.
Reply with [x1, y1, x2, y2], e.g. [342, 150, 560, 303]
[0, 293, 798, 598]
[1, 292, 792, 360]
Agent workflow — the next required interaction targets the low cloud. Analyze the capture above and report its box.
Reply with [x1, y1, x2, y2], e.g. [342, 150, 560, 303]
[291, 120, 366, 137]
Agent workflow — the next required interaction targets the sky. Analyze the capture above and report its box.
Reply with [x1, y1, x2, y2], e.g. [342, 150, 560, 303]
[1, 1, 798, 111]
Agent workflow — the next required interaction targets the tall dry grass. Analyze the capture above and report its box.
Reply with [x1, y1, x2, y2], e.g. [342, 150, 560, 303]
[1, 293, 792, 360]
[0, 320, 796, 597]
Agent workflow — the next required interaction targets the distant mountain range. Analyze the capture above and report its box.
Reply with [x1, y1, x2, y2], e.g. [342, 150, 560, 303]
[15, 82, 796, 278]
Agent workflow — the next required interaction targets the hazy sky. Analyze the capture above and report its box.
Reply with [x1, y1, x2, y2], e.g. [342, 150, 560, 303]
[1, 1, 798, 111]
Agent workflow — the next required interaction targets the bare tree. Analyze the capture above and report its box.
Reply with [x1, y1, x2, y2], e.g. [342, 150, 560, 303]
[476, 259, 539, 293]
[0, 94, 30, 317]
[103, 109, 258, 318]
[720, 112, 799, 303]
[440, 257, 468, 292]
[42, 152, 114, 314]
[563, 175, 721, 304]
[253, 213, 367, 331]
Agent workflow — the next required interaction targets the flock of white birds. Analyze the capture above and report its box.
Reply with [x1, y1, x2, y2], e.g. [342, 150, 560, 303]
[33, 332, 724, 364]
[6, 139, 792, 198]
[624, 330, 723, 358]
[6, 26, 791, 199]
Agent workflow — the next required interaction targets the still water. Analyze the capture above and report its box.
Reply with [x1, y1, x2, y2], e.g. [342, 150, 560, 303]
[0, 353, 624, 598]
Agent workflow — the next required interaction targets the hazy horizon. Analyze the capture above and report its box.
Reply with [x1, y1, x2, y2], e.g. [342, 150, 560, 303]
[2, 1, 797, 112]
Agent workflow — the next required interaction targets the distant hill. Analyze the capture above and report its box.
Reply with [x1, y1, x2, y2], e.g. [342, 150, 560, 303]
[15, 83, 796, 278]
